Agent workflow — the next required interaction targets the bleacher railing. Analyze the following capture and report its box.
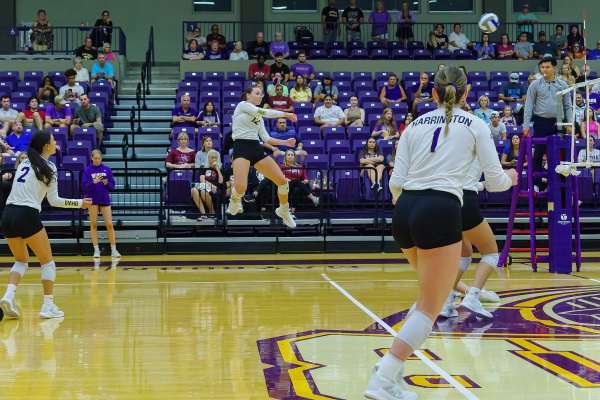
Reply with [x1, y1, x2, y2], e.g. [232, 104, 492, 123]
[182, 21, 580, 51]
[141, 26, 154, 97]
[8, 26, 126, 55]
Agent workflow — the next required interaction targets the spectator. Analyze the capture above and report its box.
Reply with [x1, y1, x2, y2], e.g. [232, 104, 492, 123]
[73, 57, 90, 82]
[269, 32, 289, 59]
[371, 107, 399, 140]
[229, 41, 248, 60]
[37, 76, 59, 104]
[18, 96, 45, 130]
[516, 4, 538, 40]
[359, 137, 384, 191]
[5, 121, 31, 154]
[344, 96, 365, 127]
[72, 94, 104, 147]
[501, 106, 517, 126]
[75, 37, 98, 60]
[474, 33, 495, 60]
[386, 139, 398, 173]
[165, 132, 196, 170]
[195, 136, 214, 167]
[0, 96, 19, 137]
[399, 113, 414, 133]
[248, 54, 270, 80]
[501, 134, 521, 168]
[44, 96, 72, 129]
[171, 94, 197, 137]
[205, 40, 227, 60]
[570, 42, 586, 60]
[31, 9, 53, 52]
[0, 135, 13, 157]
[266, 78, 289, 98]
[395, 1, 415, 46]
[533, 31, 556, 59]
[270, 53, 290, 83]
[206, 24, 226, 49]
[576, 64, 593, 84]
[551, 24, 567, 53]
[574, 93, 586, 123]
[567, 24, 584, 49]
[313, 76, 339, 103]
[314, 95, 344, 130]
[430, 24, 449, 49]
[515, 32, 534, 60]
[182, 39, 205, 60]
[379, 74, 407, 107]
[247, 32, 268, 59]
[474, 95, 492, 123]
[270, 118, 297, 140]
[191, 149, 223, 219]
[448, 23, 471, 52]
[561, 55, 580, 78]
[496, 34, 515, 59]
[578, 135, 600, 162]
[588, 40, 600, 60]
[280, 149, 319, 207]
[185, 26, 207, 49]
[321, 0, 340, 44]
[290, 76, 313, 103]
[369, 1, 391, 41]
[500, 73, 527, 105]
[488, 112, 507, 142]
[559, 64, 576, 86]
[268, 85, 294, 112]
[253, 79, 270, 107]
[196, 101, 220, 128]
[91, 53, 114, 85]
[580, 108, 599, 139]
[290, 51, 315, 81]
[342, 0, 364, 43]
[59, 69, 85, 104]
[92, 10, 113, 48]
[412, 72, 433, 113]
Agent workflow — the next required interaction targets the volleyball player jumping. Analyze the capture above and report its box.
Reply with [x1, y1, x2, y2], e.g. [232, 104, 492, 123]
[227, 86, 298, 228]
[364, 67, 517, 400]
[0, 130, 92, 319]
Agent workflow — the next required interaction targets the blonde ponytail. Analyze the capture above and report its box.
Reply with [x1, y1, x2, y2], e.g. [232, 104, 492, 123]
[443, 85, 456, 135]
[434, 66, 467, 135]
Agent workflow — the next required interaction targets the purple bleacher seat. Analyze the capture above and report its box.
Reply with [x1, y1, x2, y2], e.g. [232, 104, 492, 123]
[326, 139, 351, 154]
[11, 102, 24, 112]
[223, 101, 237, 113]
[298, 126, 321, 141]
[310, 41, 325, 49]
[367, 113, 382, 130]
[357, 90, 378, 103]
[296, 113, 314, 128]
[352, 139, 368, 153]
[179, 81, 199, 91]
[467, 71, 488, 82]
[17, 81, 38, 91]
[322, 126, 346, 140]
[304, 154, 329, 169]
[490, 101, 506, 111]
[167, 170, 193, 206]
[334, 81, 352, 91]
[433, 48, 452, 59]
[223, 81, 243, 91]
[375, 72, 393, 82]
[402, 72, 420, 83]
[353, 71, 373, 81]
[329, 48, 348, 59]
[490, 71, 509, 81]
[226, 71, 245, 81]
[223, 90, 241, 101]
[453, 49, 474, 59]
[347, 126, 370, 140]
[293, 102, 313, 113]
[90, 102, 107, 117]
[62, 155, 88, 171]
[57, 170, 79, 197]
[363, 102, 384, 115]
[471, 80, 489, 90]
[347, 41, 365, 50]
[198, 126, 221, 140]
[89, 91, 110, 104]
[412, 49, 432, 60]
[2, 155, 17, 169]
[337, 90, 353, 103]
[184, 72, 203, 81]
[391, 48, 411, 59]
[200, 92, 221, 104]
[0, 81, 15, 92]
[408, 41, 424, 50]
[490, 80, 505, 90]
[24, 71, 43, 81]
[91, 81, 111, 93]
[333, 169, 361, 203]
[303, 139, 325, 154]
[200, 81, 222, 91]
[367, 40, 386, 50]
[477, 90, 499, 102]
[289, 48, 302, 59]
[353, 80, 373, 91]
[379, 139, 395, 155]
[67, 140, 93, 157]
[387, 41, 403, 50]
[328, 41, 344, 49]
[288, 41, 302, 50]
[72, 127, 96, 143]
[330, 153, 355, 167]
[415, 101, 436, 115]
[350, 49, 369, 59]
[578, 170, 595, 204]
[388, 102, 409, 114]
[514, 71, 530, 80]
[222, 113, 232, 126]
[309, 48, 327, 59]
[332, 72, 352, 81]
[0, 71, 19, 82]
[370, 49, 389, 59]
[506, 126, 523, 136]
[11, 92, 32, 103]
[204, 72, 224, 81]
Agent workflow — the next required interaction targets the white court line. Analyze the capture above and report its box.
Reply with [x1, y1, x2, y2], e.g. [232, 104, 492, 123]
[321, 273, 479, 400]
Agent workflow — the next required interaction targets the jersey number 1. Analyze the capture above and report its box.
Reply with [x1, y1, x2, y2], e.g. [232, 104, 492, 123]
[430, 127, 442, 152]
[17, 167, 30, 183]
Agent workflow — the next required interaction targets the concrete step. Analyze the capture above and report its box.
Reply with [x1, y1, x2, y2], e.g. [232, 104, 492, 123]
[106, 146, 167, 157]
[121, 87, 176, 96]
[105, 160, 166, 169]
[108, 126, 170, 134]
[114, 102, 174, 110]
[119, 94, 175, 101]
[112, 114, 171, 121]
[106, 136, 170, 146]
[112, 121, 171, 129]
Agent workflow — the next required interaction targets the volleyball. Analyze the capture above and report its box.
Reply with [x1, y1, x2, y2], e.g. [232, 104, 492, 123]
[478, 13, 500, 33]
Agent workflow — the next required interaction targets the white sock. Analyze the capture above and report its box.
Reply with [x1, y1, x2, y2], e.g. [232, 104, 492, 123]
[467, 287, 481, 298]
[280, 203, 289, 210]
[43, 295, 54, 305]
[4, 283, 17, 299]
[111, 245, 118, 253]
[377, 352, 405, 381]
[93, 245, 100, 252]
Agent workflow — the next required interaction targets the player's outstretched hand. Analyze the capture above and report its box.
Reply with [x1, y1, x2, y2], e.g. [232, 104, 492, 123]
[285, 113, 298, 123]
[285, 138, 297, 148]
[505, 169, 518, 186]
[81, 198, 93, 209]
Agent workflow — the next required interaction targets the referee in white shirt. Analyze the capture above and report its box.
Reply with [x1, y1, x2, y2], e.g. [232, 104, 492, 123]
[364, 66, 517, 400]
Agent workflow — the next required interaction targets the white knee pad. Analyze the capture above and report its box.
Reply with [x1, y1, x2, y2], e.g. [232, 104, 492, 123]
[10, 262, 28, 277]
[396, 310, 433, 351]
[277, 181, 289, 195]
[459, 256, 472, 272]
[481, 253, 500, 268]
[40, 261, 56, 281]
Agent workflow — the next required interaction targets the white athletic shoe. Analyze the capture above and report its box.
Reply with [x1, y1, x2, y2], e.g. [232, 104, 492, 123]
[439, 292, 457, 318]
[275, 205, 296, 228]
[93, 248, 101, 258]
[479, 289, 501, 303]
[364, 365, 418, 400]
[460, 294, 493, 319]
[0, 297, 20, 319]
[39, 303, 65, 319]
[226, 198, 243, 216]
[111, 249, 121, 258]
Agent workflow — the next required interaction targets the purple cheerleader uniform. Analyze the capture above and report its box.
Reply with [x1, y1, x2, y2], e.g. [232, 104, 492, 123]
[82, 163, 115, 206]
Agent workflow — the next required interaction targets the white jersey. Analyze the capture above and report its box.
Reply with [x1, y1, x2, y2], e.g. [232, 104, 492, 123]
[463, 160, 484, 193]
[6, 159, 83, 212]
[390, 107, 511, 204]
[232, 101, 285, 142]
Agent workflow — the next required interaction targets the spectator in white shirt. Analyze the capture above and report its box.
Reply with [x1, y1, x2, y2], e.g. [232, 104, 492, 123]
[314, 95, 345, 131]
[448, 23, 471, 52]
[59, 69, 85, 105]
[488, 111, 507, 142]
[73, 57, 90, 83]
[229, 41, 248, 60]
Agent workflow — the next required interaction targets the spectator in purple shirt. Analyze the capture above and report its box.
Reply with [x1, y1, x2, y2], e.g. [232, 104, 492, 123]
[44, 96, 72, 129]
[171, 94, 197, 138]
[289, 51, 315, 81]
[269, 32, 289, 59]
[369, 0, 391, 40]
[205, 40, 226, 60]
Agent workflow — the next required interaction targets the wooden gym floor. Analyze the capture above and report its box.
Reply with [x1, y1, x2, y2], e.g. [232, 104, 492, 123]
[0, 252, 600, 399]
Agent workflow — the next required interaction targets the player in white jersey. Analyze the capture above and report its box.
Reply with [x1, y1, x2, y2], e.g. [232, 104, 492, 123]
[364, 67, 518, 400]
[226, 86, 298, 228]
[0, 130, 92, 320]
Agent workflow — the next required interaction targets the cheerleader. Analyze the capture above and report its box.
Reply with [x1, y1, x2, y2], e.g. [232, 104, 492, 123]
[365, 67, 517, 399]
[227, 86, 298, 228]
[0, 130, 92, 319]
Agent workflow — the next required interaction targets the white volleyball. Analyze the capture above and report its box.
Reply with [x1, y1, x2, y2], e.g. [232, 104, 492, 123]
[478, 13, 500, 34]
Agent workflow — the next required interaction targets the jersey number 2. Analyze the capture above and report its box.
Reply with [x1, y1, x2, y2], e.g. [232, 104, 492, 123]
[430, 127, 442, 152]
[17, 167, 30, 183]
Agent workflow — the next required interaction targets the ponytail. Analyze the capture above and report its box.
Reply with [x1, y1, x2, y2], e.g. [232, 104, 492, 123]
[434, 66, 467, 135]
[443, 85, 457, 135]
[27, 130, 54, 186]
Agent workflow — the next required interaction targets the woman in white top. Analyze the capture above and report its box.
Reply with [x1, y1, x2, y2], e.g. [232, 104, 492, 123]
[226, 86, 298, 228]
[73, 57, 90, 83]
[229, 41, 249, 61]
[365, 67, 517, 400]
[0, 130, 92, 320]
